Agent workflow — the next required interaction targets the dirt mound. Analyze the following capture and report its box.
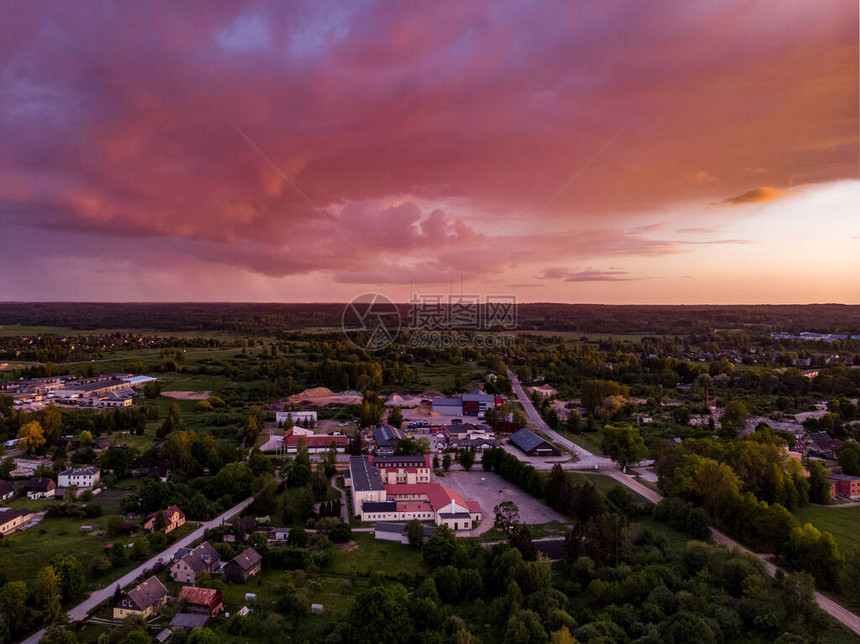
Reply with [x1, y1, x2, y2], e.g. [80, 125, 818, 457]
[162, 390, 210, 400]
[293, 387, 335, 399]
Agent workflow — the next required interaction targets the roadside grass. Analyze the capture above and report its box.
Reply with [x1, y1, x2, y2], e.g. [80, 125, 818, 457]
[480, 520, 569, 543]
[555, 428, 604, 454]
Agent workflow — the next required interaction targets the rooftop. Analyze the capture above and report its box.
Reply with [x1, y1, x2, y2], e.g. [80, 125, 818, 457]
[432, 397, 462, 406]
[124, 576, 168, 610]
[372, 424, 404, 446]
[349, 456, 385, 492]
[178, 586, 221, 606]
[228, 547, 262, 571]
[59, 467, 100, 476]
[509, 428, 549, 452]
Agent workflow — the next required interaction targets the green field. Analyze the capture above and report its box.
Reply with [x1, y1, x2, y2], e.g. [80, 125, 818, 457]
[0, 508, 195, 594]
[794, 505, 860, 551]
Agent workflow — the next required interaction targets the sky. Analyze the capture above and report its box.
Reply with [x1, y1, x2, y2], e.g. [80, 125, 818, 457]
[0, 0, 858, 304]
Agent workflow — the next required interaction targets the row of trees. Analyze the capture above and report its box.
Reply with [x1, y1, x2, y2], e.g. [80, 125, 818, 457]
[657, 437, 846, 587]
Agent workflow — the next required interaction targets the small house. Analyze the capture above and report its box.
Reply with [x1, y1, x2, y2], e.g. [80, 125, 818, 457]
[25, 478, 56, 500]
[0, 508, 34, 535]
[113, 576, 169, 620]
[224, 547, 262, 583]
[144, 505, 185, 534]
[170, 541, 220, 584]
[0, 481, 15, 502]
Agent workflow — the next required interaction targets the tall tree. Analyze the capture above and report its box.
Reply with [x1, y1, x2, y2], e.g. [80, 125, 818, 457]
[494, 501, 521, 535]
[17, 420, 45, 454]
[349, 584, 413, 644]
[387, 406, 403, 428]
[601, 425, 646, 470]
[837, 442, 860, 476]
[458, 450, 475, 471]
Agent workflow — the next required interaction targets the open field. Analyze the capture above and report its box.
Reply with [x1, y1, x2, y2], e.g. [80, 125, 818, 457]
[795, 505, 860, 552]
[0, 510, 195, 592]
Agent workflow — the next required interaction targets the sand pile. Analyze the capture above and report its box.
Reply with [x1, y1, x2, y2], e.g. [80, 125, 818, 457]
[295, 387, 335, 399]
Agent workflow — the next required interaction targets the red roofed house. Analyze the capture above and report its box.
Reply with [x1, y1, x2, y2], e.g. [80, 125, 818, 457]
[284, 427, 347, 454]
[178, 586, 223, 617]
[144, 505, 186, 534]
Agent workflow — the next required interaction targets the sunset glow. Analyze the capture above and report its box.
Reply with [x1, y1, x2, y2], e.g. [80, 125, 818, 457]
[0, 1, 857, 303]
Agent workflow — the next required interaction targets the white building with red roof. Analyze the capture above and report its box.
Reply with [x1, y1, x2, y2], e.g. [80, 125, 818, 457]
[357, 481, 482, 531]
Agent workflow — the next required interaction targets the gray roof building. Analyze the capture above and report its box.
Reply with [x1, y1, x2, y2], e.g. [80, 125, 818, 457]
[348, 456, 385, 492]
[509, 428, 560, 457]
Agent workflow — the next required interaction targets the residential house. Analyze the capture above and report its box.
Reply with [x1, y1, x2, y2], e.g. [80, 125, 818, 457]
[25, 478, 56, 500]
[58, 466, 101, 488]
[0, 508, 34, 535]
[93, 437, 114, 451]
[145, 505, 185, 533]
[0, 481, 15, 502]
[178, 586, 223, 616]
[170, 541, 220, 584]
[806, 432, 843, 459]
[224, 547, 262, 582]
[509, 428, 561, 457]
[113, 576, 169, 620]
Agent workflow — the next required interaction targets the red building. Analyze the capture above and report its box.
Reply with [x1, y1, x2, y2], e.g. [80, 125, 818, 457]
[284, 428, 347, 454]
[827, 474, 860, 500]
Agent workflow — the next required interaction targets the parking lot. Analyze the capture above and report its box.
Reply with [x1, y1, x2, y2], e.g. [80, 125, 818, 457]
[439, 469, 568, 535]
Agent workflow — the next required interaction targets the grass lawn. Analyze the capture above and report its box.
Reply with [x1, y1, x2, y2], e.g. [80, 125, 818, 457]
[328, 532, 428, 578]
[0, 508, 196, 594]
[565, 471, 638, 501]
[556, 429, 604, 454]
[794, 505, 860, 551]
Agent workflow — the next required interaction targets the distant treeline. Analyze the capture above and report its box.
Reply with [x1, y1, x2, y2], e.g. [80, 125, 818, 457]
[0, 302, 859, 335]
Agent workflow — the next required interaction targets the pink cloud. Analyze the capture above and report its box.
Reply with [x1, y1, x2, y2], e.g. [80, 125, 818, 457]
[0, 0, 855, 299]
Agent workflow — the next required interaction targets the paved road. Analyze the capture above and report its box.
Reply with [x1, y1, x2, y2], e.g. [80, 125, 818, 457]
[507, 368, 860, 638]
[22, 495, 256, 644]
[507, 369, 613, 469]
